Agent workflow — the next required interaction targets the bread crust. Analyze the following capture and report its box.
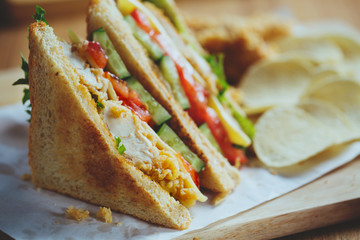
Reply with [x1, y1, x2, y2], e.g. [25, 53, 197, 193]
[87, 0, 240, 193]
[186, 14, 291, 84]
[28, 21, 191, 229]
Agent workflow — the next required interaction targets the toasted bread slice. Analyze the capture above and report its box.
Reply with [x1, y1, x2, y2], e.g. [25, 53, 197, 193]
[28, 21, 192, 229]
[87, 0, 240, 193]
[186, 14, 291, 84]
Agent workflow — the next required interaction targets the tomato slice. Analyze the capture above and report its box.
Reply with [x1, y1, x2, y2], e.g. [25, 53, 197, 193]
[176, 64, 208, 124]
[131, 8, 154, 34]
[131, 9, 183, 66]
[130, 8, 247, 166]
[205, 107, 247, 165]
[177, 64, 247, 165]
[178, 153, 199, 188]
[85, 41, 108, 69]
[104, 72, 152, 124]
[131, 8, 209, 124]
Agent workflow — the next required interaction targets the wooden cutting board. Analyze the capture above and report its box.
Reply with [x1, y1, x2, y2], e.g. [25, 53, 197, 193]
[1, 68, 360, 239]
[176, 158, 360, 239]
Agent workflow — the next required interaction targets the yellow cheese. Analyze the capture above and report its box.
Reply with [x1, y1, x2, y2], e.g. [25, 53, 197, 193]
[117, 0, 136, 16]
[208, 95, 251, 147]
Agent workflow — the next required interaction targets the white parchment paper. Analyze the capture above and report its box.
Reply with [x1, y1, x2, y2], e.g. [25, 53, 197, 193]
[0, 103, 359, 240]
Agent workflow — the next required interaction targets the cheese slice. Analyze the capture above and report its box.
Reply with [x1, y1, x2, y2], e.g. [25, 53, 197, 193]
[209, 95, 251, 147]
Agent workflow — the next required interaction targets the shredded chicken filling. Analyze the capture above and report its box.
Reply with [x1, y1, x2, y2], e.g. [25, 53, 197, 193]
[61, 41, 204, 207]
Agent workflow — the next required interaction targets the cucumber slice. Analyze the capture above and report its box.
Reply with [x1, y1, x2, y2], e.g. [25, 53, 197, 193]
[199, 123, 223, 154]
[126, 77, 171, 125]
[146, 0, 204, 53]
[157, 123, 204, 172]
[146, 0, 185, 33]
[92, 28, 170, 126]
[159, 55, 190, 109]
[92, 28, 131, 79]
[124, 15, 164, 61]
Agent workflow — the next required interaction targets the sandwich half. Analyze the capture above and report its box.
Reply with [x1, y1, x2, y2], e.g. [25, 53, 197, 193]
[28, 20, 207, 229]
[87, 0, 252, 194]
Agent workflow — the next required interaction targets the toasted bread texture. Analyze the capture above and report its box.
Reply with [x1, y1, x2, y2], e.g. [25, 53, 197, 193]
[28, 21, 191, 229]
[187, 14, 291, 85]
[87, 0, 240, 193]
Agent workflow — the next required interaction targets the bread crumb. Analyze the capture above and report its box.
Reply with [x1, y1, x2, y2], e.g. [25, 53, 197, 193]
[96, 207, 112, 223]
[36, 187, 42, 192]
[21, 173, 31, 181]
[116, 222, 122, 226]
[193, 237, 199, 240]
[234, 158, 241, 169]
[212, 191, 230, 206]
[269, 169, 278, 175]
[65, 206, 90, 221]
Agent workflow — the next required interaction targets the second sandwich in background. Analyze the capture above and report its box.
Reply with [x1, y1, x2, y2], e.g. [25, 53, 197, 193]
[87, 0, 255, 195]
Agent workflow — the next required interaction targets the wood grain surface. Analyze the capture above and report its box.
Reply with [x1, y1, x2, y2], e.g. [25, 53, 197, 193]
[176, 158, 360, 239]
[1, 0, 360, 239]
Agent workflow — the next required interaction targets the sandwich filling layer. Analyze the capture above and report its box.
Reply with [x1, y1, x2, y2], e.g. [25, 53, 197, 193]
[60, 40, 206, 207]
[117, 0, 251, 165]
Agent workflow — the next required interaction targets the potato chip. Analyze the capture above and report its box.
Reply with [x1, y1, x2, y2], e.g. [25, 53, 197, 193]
[325, 34, 360, 59]
[254, 106, 336, 167]
[331, 59, 360, 83]
[321, 34, 360, 81]
[302, 72, 342, 98]
[243, 105, 272, 116]
[241, 24, 360, 168]
[298, 99, 358, 143]
[240, 59, 313, 111]
[305, 80, 360, 135]
[273, 37, 344, 64]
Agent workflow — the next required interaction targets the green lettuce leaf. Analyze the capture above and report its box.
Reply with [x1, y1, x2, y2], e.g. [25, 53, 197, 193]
[13, 55, 32, 121]
[204, 54, 229, 96]
[32, 5, 48, 25]
[13, 55, 29, 86]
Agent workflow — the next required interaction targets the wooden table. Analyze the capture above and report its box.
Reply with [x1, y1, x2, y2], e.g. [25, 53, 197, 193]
[1, 0, 359, 239]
